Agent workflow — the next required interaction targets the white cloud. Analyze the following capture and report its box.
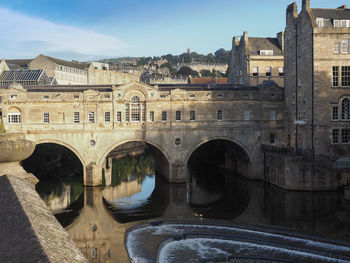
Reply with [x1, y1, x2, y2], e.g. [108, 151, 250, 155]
[0, 7, 126, 60]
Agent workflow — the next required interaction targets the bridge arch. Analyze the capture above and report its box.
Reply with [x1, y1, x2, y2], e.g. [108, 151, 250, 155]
[35, 139, 86, 167]
[185, 136, 253, 165]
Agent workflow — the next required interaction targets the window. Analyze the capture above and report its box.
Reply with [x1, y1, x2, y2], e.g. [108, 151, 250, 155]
[342, 98, 350, 119]
[117, 111, 122, 122]
[334, 42, 340, 54]
[269, 134, 275, 144]
[342, 129, 350, 143]
[266, 67, 272, 77]
[334, 19, 340, 27]
[89, 112, 95, 123]
[217, 110, 223, 121]
[333, 66, 339, 86]
[161, 111, 167, 121]
[43, 112, 49, 123]
[0, 96, 2, 104]
[189, 94, 195, 98]
[217, 94, 223, 98]
[176, 111, 181, 121]
[333, 129, 339, 143]
[342, 66, 350, 86]
[160, 94, 166, 98]
[43, 95, 49, 100]
[74, 112, 80, 123]
[104, 94, 110, 99]
[252, 67, 259, 77]
[190, 110, 195, 121]
[74, 94, 79, 99]
[278, 67, 284, 76]
[270, 111, 276, 121]
[10, 95, 17, 100]
[260, 50, 273, 55]
[150, 111, 154, 122]
[292, 94, 296, 105]
[332, 106, 338, 120]
[142, 103, 146, 121]
[125, 104, 129, 122]
[7, 113, 21, 123]
[342, 40, 349, 54]
[316, 17, 324, 27]
[105, 112, 110, 122]
[131, 96, 140, 122]
[244, 111, 250, 120]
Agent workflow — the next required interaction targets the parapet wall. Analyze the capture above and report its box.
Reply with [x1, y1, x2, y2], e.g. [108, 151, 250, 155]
[0, 174, 87, 263]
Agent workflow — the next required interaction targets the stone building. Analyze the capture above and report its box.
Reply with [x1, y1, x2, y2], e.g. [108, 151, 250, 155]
[284, 0, 350, 167]
[0, 69, 56, 86]
[29, 54, 88, 85]
[228, 31, 284, 87]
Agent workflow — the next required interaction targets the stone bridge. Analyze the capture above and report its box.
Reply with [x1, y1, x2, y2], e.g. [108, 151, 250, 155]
[0, 81, 284, 186]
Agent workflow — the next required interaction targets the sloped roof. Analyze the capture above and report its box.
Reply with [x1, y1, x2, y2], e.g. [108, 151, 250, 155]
[0, 69, 44, 82]
[5, 59, 33, 68]
[38, 54, 88, 70]
[190, 77, 228, 84]
[247, 37, 282, 55]
[311, 8, 350, 20]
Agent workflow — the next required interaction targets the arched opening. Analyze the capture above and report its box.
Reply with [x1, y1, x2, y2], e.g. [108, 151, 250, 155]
[186, 139, 251, 219]
[7, 106, 21, 124]
[22, 143, 84, 212]
[100, 141, 170, 222]
[342, 98, 350, 120]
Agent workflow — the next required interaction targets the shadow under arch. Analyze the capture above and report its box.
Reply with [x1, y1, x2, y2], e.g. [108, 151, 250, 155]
[186, 136, 253, 166]
[98, 139, 170, 180]
[34, 140, 86, 167]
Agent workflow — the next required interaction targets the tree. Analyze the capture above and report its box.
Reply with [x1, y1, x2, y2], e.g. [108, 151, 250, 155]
[214, 48, 230, 64]
[200, 69, 212, 77]
[177, 66, 199, 77]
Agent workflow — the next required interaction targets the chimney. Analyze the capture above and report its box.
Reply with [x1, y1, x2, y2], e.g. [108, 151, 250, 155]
[302, 0, 310, 10]
[233, 36, 240, 46]
[277, 32, 284, 53]
[286, 2, 298, 26]
[337, 5, 347, 9]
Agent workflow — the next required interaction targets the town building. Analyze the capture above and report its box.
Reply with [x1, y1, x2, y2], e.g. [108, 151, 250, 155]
[228, 31, 284, 87]
[0, 69, 56, 86]
[284, 0, 350, 167]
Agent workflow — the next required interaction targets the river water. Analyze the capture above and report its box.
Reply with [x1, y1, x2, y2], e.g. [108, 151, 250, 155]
[28, 147, 350, 262]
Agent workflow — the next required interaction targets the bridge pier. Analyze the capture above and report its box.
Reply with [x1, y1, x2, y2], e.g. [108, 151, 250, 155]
[84, 162, 103, 187]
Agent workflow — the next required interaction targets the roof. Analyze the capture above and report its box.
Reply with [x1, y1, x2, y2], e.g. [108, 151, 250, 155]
[311, 8, 350, 20]
[190, 77, 228, 84]
[5, 59, 33, 68]
[37, 54, 88, 70]
[0, 69, 44, 83]
[247, 37, 282, 55]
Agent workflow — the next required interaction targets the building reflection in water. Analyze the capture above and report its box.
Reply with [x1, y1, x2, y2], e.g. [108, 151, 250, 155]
[34, 148, 350, 262]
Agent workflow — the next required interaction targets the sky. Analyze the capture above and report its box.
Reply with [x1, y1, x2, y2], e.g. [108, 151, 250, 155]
[0, 0, 347, 61]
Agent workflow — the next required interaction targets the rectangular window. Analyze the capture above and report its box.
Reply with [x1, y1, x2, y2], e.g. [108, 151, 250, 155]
[0, 96, 2, 104]
[104, 112, 110, 122]
[316, 17, 324, 27]
[278, 67, 284, 76]
[43, 95, 49, 100]
[292, 94, 296, 105]
[73, 94, 79, 99]
[332, 106, 339, 120]
[160, 94, 166, 98]
[333, 129, 339, 144]
[217, 110, 223, 121]
[125, 104, 129, 122]
[334, 42, 340, 54]
[244, 111, 250, 120]
[161, 111, 167, 122]
[7, 113, 21, 124]
[190, 110, 196, 121]
[342, 129, 350, 143]
[10, 95, 17, 100]
[342, 66, 350, 86]
[269, 134, 275, 144]
[142, 103, 146, 122]
[334, 19, 340, 27]
[252, 67, 258, 77]
[176, 111, 181, 121]
[117, 111, 122, 122]
[270, 111, 276, 121]
[266, 67, 272, 77]
[89, 112, 95, 123]
[342, 39, 349, 54]
[333, 66, 339, 86]
[43, 112, 49, 123]
[150, 111, 154, 122]
[74, 112, 80, 123]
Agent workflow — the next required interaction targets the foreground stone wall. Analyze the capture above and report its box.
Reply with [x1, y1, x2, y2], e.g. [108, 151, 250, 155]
[0, 175, 87, 263]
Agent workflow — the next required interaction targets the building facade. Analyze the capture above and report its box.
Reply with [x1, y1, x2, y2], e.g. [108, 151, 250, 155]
[229, 31, 284, 87]
[284, 0, 350, 167]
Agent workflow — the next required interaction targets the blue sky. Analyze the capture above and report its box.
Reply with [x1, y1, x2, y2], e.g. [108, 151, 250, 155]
[0, 0, 347, 60]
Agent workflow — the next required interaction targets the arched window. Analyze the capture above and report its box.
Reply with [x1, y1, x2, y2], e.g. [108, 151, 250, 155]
[342, 98, 350, 120]
[130, 96, 140, 122]
[7, 107, 21, 124]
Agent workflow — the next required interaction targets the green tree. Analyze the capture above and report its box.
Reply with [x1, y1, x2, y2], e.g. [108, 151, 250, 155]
[214, 49, 230, 64]
[200, 69, 212, 77]
[177, 66, 199, 77]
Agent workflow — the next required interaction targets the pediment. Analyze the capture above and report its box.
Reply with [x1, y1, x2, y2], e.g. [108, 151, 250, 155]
[171, 88, 186, 94]
[113, 81, 158, 100]
[4, 82, 26, 92]
[83, 89, 99, 95]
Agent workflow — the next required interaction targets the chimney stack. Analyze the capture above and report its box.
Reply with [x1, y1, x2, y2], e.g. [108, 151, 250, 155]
[302, 0, 310, 10]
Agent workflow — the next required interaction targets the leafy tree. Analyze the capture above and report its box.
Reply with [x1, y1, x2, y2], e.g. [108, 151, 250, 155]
[214, 48, 231, 64]
[0, 122, 5, 133]
[200, 69, 212, 77]
[177, 66, 199, 77]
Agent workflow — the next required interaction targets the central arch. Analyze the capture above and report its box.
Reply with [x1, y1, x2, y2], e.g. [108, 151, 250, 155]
[98, 139, 170, 181]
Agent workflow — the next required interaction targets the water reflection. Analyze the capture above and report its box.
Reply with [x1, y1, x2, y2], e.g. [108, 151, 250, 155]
[32, 148, 350, 262]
